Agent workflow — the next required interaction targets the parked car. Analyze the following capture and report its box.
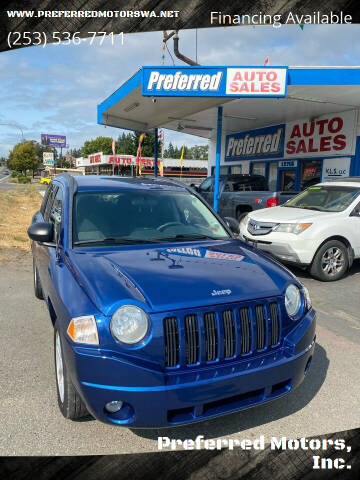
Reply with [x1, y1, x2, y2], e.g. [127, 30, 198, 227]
[194, 174, 295, 221]
[28, 174, 315, 427]
[40, 176, 51, 185]
[239, 178, 360, 281]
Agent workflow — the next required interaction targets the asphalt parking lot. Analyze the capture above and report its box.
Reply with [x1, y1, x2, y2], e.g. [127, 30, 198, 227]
[0, 244, 359, 456]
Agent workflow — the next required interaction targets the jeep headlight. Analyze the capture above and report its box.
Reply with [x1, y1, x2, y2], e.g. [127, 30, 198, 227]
[110, 305, 149, 344]
[273, 223, 312, 234]
[285, 284, 302, 319]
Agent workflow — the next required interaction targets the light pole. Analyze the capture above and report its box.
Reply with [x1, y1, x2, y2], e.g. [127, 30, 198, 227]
[0, 123, 25, 142]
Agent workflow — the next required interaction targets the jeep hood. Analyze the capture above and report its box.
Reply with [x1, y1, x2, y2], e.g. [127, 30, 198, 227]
[67, 239, 290, 315]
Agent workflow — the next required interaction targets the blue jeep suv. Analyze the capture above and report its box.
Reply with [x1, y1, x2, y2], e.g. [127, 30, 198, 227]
[28, 174, 316, 427]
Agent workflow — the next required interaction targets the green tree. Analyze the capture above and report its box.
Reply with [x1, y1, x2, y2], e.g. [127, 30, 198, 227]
[81, 136, 114, 156]
[131, 132, 161, 157]
[69, 147, 82, 158]
[164, 142, 179, 158]
[117, 132, 135, 154]
[8, 141, 40, 174]
[189, 145, 209, 160]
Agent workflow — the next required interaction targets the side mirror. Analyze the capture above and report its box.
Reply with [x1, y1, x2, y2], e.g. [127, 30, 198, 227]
[28, 222, 55, 246]
[224, 216, 240, 235]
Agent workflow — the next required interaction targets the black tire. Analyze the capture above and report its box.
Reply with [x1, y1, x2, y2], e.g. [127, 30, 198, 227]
[310, 240, 349, 282]
[236, 211, 249, 223]
[33, 258, 44, 300]
[54, 323, 89, 420]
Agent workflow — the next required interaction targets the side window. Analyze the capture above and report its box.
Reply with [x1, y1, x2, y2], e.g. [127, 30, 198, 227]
[251, 179, 267, 191]
[44, 186, 58, 221]
[224, 181, 233, 192]
[352, 201, 360, 216]
[232, 180, 249, 192]
[49, 187, 63, 243]
[199, 177, 214, 192]
[49, 188, 63, 225]
[40, 186, 51, 216]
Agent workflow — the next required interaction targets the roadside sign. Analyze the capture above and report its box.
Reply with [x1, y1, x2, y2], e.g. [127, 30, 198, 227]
[43, 152, 56, 165]
[41, 134, 66, 147]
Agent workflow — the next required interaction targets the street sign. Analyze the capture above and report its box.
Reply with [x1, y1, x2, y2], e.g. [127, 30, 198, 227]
[43, 152, 56, 165]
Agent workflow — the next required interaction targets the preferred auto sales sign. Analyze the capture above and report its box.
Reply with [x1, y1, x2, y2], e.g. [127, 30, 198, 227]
[284, 110, 357, 158]
[142, 66, 288, 97]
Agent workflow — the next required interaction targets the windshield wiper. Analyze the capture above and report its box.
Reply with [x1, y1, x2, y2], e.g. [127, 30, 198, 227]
[73, 237, 161, 246]
[299, 206, 324, 211]
[282, 205, 323, 211]
[151, 233, 223, 242]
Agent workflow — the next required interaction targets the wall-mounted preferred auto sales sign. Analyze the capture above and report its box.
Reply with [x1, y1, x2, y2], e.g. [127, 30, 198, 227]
[142, 66, 288, 97]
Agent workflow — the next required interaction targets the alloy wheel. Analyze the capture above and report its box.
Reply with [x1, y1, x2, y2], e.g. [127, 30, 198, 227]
[55, 331, 65, 403]
[321, 247, 345, 277]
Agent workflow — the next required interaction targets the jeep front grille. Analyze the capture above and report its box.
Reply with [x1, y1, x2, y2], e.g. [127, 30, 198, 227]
[164, 317, 179, 367]
[164, 300, 282, 368]
[185, 314, 199, 364]
[239, 307, 251, 354]
[204, 312, 218, 361]
[222, 310, 236, 358]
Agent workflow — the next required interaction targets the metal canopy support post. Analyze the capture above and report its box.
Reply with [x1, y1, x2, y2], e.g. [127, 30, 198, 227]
[154, 127, 158, 177]
[213, 106, 223, 212]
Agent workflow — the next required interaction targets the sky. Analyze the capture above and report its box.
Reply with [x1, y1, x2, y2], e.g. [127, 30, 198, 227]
[1, 24, 360, 157]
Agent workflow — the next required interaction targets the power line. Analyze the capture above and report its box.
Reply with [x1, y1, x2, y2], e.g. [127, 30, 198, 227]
[0, 122, 24, 141]
[195, 29, 198, 64]
[166, 42, 175, 66]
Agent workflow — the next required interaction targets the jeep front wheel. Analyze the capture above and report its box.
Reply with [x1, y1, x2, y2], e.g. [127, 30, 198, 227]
[54, 323, 89, 420]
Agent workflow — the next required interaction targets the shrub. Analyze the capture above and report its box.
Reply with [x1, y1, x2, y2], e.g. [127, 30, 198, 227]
[17, 175, 31, 184]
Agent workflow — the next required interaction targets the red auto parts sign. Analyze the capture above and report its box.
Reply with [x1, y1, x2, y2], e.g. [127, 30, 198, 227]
[284, 110, 357, 158]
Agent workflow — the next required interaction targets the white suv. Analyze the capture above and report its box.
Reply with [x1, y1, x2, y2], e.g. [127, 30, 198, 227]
[239, 178, 360, 281]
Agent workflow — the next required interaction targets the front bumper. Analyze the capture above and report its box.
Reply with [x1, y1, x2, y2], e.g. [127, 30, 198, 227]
[241, 232, 313, 266]
[63, 310, 316, 428]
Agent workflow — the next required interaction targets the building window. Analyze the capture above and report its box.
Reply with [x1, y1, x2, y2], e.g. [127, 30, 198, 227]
[280, 170, 296, 192]
[301, 160, 322, 189]
[251, 162, 266, 177]
[268, 163, 278, 191]
[231, 166, 242, 174]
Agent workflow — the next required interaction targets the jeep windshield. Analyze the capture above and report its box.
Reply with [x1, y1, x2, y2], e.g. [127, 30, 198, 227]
[73, 190, 230, 246]
[282, 185, 360, 212]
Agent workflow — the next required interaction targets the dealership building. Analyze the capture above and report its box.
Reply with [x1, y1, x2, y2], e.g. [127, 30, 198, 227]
[75, 153, 208, 178]
[97, 65, 360, 209]
[210, 108, 359, 192]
